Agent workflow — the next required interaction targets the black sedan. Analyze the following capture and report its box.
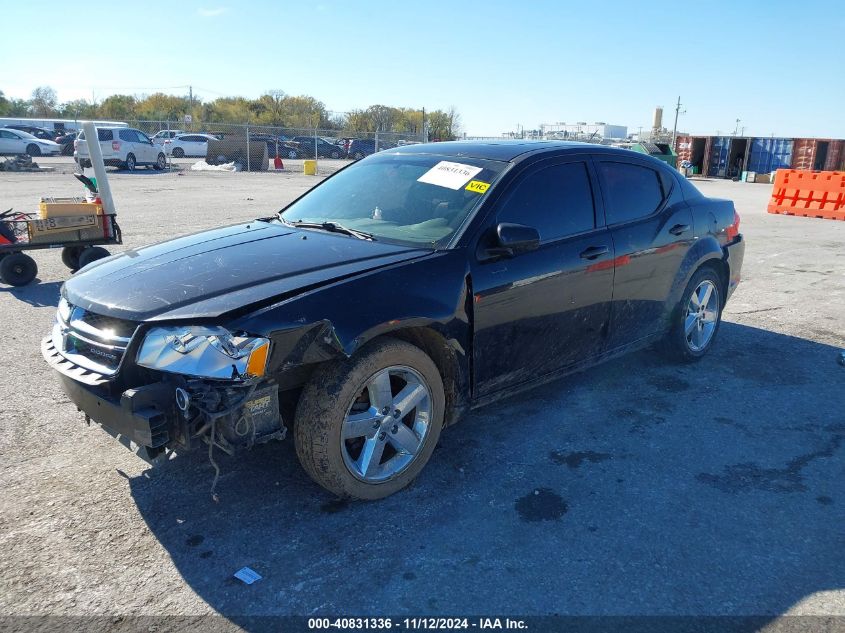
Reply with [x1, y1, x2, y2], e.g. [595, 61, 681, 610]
[290, 136, 345, 159]
[42, 142, 744, 500]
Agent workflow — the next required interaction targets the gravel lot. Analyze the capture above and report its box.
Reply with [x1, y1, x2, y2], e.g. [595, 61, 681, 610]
[0, 162, 843, 624]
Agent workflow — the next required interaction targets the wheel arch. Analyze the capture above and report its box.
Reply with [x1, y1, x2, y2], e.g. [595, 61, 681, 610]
[662, 236, 727, 329]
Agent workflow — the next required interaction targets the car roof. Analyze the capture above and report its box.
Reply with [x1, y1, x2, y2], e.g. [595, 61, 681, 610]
[387, 140, 634, 162]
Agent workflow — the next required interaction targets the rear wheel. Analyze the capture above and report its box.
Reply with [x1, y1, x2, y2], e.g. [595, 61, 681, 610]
[661, 266, 723, 362]
[287, 149, 298, 159]
[155, 152, 167, 170]
[172, 147, 184, 158]
[0, 252, 38, 286]
[330, 150, 340, 159]
[77, 246, 110, 269]
[26, 144, 41, 157]
[61, 245, 84, 270]
[294, 338, 445, 500]
[124, 153, 136, 171]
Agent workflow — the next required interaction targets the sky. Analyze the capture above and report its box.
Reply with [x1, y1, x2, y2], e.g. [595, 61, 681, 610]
[2, 0, 844, 138]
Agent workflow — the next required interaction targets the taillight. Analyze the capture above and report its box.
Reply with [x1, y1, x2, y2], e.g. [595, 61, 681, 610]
[112, 141, 120, 151]
[725, 210, 740, 241]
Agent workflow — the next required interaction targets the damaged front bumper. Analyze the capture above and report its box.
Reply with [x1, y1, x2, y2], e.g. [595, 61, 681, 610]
[42, 334, 285, 464]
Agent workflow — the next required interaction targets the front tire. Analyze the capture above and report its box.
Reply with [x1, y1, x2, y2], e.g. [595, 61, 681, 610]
[661, 266, 723, 362]
[61, 245, 84, 270]
[124, 153, 136, 171]
[0, 252, 38, 286]
[294, 338, 445, 500]
[155, 152, 166, 170]
[26, 144, 41, 157]
[287, 149, 298, 159]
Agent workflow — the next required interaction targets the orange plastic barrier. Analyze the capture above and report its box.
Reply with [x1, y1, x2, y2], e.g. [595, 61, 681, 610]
[767, 169, 845, 221]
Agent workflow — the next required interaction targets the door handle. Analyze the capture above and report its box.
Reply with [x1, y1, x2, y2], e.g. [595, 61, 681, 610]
[579, 245, 609, 260]
[669, 223, 690, 236]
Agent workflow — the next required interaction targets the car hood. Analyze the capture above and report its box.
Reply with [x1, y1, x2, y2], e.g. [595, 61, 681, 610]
[63, 221, 428, 322]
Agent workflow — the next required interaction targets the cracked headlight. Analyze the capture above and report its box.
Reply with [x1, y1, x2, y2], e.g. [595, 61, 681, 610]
[136, 326, 270, 380]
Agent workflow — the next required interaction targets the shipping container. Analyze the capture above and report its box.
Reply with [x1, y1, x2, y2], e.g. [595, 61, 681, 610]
[792, 138, 845, 171]
[675, 135, 710, 175]
[746, 138, 793, 174]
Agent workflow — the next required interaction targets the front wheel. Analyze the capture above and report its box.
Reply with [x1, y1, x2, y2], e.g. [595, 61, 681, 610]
[661, 266, 723, 362]
[124, 153, 136, 171]
[287, 149, 298, 159]
[294, 338, 445, 500]
[154, 152, 166, 170]
[61, 245, 84, 270]
[0, 252, 38, 286]
[26, 144, 41, 157]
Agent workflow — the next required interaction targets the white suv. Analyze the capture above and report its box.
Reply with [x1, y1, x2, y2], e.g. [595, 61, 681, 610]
[151, 129, 185, 145]
[75, 127, 167, 171]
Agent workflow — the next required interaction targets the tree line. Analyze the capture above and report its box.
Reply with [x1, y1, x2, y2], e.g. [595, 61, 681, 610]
[0, 86, 462, 140]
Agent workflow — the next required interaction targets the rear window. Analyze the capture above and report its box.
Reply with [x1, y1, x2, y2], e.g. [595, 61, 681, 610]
[79, 129, 114, 142]
[599, 162, 665, 225]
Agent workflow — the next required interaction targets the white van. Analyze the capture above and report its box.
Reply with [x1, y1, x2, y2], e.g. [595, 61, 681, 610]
[75, 126, 167, 171]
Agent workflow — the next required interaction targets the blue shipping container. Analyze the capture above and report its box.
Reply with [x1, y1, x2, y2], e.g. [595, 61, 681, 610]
[746, 138, 793, 173]
[708, 137, 731, 177]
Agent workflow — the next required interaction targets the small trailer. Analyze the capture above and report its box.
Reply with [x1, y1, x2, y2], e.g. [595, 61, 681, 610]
[0, 174, 121, 286]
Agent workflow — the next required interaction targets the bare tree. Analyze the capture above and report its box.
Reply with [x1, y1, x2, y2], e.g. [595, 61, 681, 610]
[30, 86, 58, 117]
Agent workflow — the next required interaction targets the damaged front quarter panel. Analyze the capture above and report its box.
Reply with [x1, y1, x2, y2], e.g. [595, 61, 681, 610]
[226, 250, 473, 415]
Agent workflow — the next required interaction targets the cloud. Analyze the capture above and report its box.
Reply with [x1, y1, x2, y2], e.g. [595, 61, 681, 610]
[197, 7, 227, 17]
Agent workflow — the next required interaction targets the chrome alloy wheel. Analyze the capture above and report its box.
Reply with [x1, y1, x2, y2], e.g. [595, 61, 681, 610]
[341, 365, 432, 483]
[685, 279, 720, 352]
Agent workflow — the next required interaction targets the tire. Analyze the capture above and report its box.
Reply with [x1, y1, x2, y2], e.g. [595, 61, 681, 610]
[124, 153, 136, 171]
[294, 338, 445, 500]
[61, 246, 84, 270]
[26, 144, 41, 157]
[353, 152, 364, 160]
[0, 253, 38, 286]
[77, 246, 110, 269]
[154, 153, 166, 170]
[287, 149, 298, 159]
[172, 147, 184, 158]
[330, 150, 340, 159]
[660, 266, 723, 362]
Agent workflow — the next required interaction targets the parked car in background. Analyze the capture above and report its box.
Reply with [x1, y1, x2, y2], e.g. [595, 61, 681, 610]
[75, 127, 167, 171]
[249, 134, 302, 159]
[0, 128, 61, 156]
[166, 133, 219, 158]
[54, 131, 79, 156]
[291, 136, 345, 159]
[151, 130, 185, 145]
[346, 138, 395, 160]
[2, 124, 59, 141]
[40, 141, 745, 500]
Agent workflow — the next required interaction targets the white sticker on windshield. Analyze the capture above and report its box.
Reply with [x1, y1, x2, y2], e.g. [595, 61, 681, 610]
[417, 161, 483, 190]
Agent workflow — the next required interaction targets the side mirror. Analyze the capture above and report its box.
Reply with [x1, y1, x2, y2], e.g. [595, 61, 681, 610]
[493, 222, 540, 256]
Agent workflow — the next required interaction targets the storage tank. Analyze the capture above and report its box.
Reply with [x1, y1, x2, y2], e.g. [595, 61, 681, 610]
[653, 107, 663, 130]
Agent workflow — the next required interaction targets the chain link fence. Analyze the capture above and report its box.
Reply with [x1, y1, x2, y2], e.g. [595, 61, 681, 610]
[128, 120, 426, 171]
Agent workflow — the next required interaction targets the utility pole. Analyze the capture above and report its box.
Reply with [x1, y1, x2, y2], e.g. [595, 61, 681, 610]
[733, 118, 741, 136]
[671, 96, 682, 148]
[189, 85, 193, 110]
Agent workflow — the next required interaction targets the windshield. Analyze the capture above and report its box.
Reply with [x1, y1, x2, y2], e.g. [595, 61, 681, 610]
[280, 153, 507, 246]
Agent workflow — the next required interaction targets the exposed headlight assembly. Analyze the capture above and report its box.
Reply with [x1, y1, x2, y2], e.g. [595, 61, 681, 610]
[137, 326, 270, 380]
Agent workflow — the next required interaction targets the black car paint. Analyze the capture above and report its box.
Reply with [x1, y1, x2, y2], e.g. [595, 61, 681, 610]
[55, 141, 744, 436]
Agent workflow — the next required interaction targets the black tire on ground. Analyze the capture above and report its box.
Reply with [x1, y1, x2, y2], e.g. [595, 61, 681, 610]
[330, 150, 340, 159]
[26, 144, 41, 157]
[294, 337, 445, 500]
[172, 147, 184, 158]
[659, 265, 724, 363]
[0, 252, 38, 286]
[61, 245, 84, 270]
[155, 153, 166, 170]
[124, 153, 136, 171]
[77, 246, 110, 269]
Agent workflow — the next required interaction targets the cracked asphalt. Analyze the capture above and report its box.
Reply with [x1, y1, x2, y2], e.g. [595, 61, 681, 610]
[0, 162, 843, 626]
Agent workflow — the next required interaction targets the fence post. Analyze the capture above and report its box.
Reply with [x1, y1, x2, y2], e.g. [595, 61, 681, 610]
[166, 120, 171, 170]
[314, 125, 318, 170]
[246, 123, 251, 172]
[375, 130, 379, 153]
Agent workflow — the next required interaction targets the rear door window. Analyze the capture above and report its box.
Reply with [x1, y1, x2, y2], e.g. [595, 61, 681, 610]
[598, 161, 665, 225]
[497, 162, 596, 242]
[118, 129, 136, 143]
[97, 129, 113, 142]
